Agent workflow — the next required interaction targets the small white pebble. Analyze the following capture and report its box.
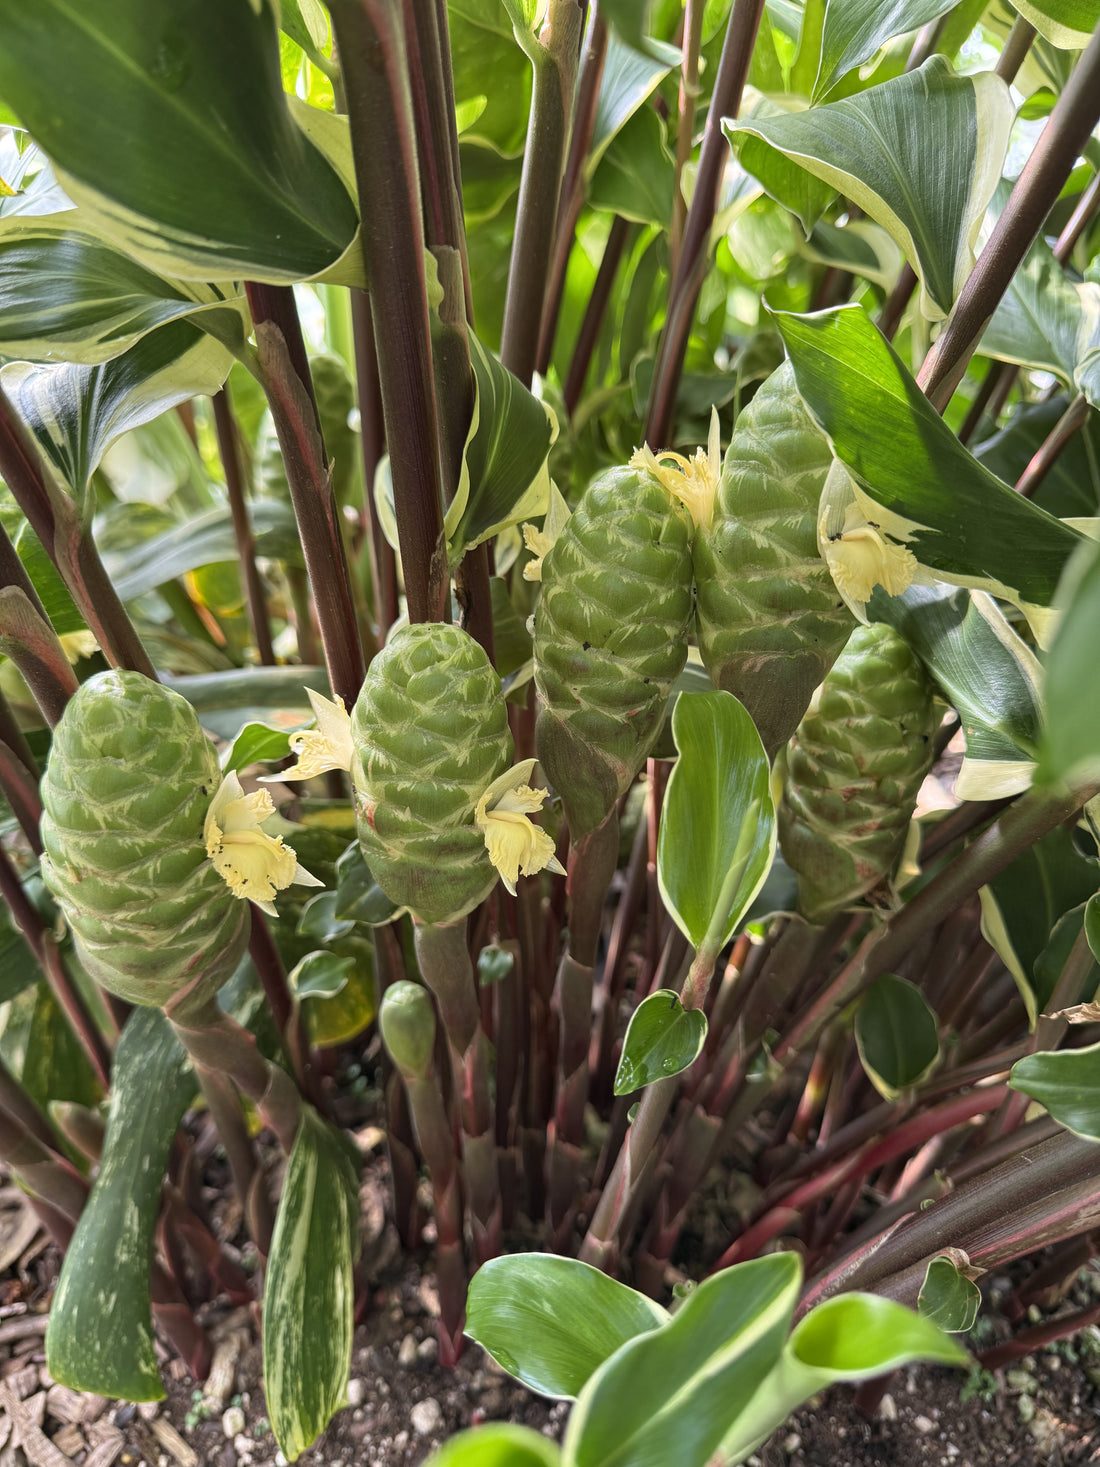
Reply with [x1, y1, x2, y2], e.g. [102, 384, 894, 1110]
[275, 1452, 288, 1466]
[346, 1378, 367, 1408]
[913, 1414, 935, 1434]
[222, 1407, 247, 1439]
[392, 1430, 409, 1453]
[398, 1334, 418, 1368]
[410, 1397, 443, 1436]
[417, 1337, 437, 1363]
[782, 1431, 801, 1452]
[878, 1394, 898, 1422]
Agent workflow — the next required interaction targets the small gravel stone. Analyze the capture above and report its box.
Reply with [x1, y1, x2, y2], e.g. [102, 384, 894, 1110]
[417, 1336, 438, 1363]
[222, 1407, 246, 1439]
[398, 1334, 418, 1368]
[346, 1378, 367, 1408]
[782, 1431, 801, 1453]
[878, 1394, 898, 1422]
[913, 1414, 935, 1434]
[410, 1397, 443, 1436]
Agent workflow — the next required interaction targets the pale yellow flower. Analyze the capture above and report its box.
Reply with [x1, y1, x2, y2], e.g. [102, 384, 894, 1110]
[204, 771, 323, 917]
[261, 689, 353, 782]
[474, 759, 565, 897]
[60, 630, 99, 663]
[630, 406, 721, 531]
[821, 504, 918, 604]
[521, 522, 555, 582]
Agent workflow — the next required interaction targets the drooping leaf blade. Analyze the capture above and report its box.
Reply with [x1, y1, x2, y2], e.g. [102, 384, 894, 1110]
[614, 990, 708, 1095]
[813, 0, 959, 101]
[657, 691, 776, 953]
[264, 1107, 360, 1461]
[726, 58, 1014, 318]
[855, 973, 940, 1100]
[46, 1009, 194, 1401]
[466, 1254, 669, 1401]
[0, 0, 359, 284]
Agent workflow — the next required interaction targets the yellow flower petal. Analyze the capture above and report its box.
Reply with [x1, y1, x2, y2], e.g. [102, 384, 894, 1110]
[822, 515, 918, 603]
[205, 771, 322, 913]
[521, 522, 555, 582]
[630, 409, 720, 532]
[264, 690, 354, 782]
[474, 763, 565, 896]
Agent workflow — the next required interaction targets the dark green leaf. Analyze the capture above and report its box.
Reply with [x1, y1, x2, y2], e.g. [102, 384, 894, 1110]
[466, 1254, 668, 1400]
[288, 951, 353, 1003]
[855, 974, 940, 1101]
[478, 945, 515, 987]
[0, 0, 359, 284]
[1034, 905, 1100, 1015]
[1011, 1042, 1100, 1141]
[0, 982, 100, 1117]
[600, 0, 680, 62]
[46, 1009, 193, 1400]
[264, 1108, 359, 1460]
[589, 106, 675, 227]
[333, 842, 400, 926]
[918, 1255, 982, 1333]
[297, 890, 356, 945]
[657, 691, 775, 953]
[221, 722, 296, 775]
[613, 990, 708, 1095]
[974, 396, 1100, 519]
[813, 0, 958, 100]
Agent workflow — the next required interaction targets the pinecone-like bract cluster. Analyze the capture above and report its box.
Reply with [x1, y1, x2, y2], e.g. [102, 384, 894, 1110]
[39, 671, 248, 1007]
[695, 363, 854, 758]
[533, 465, 694, 837]
[351, 623, 512, 925]
[778, 622, 937, 924]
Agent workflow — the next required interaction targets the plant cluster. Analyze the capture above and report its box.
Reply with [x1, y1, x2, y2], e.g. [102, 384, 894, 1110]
[0, 1, 1099, 1464]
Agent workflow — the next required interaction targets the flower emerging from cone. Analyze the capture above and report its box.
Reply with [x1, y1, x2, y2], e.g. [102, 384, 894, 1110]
[204, 771, 323, 917]
[629, 405, 721, 531]
[820, 501, 918, 604]
[474, 759, 565, 896]
[262, 689, 354, 782]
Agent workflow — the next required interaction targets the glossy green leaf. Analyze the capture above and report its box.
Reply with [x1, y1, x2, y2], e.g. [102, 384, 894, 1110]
[589, 106, 675, 227]
[46, 1009, 193, 1401]
[12, 521, 86, 639]
[614, 990, 707, 1096]
[0, 981, 101, 1117]
[0, 0, 359, 285]
[974, 396, 1100, 518]
[600, 0, 680, 62]
[264, 1107, 359, 1461]
[424, 1425, 562, 1467]
[1036, 540, 1100, 788]
[467, 1254, 669, 1400]
[478, 945, 516, 986]
[718, 1291, 967, 1464]
[776, 305, 1086, 631]
[589, 30, 679, 174]
[1034, 904, 1099, 1015]
[2, 320, 232, 514]
[564, 1254, 800, 1467]
[162, 666, 330, 742]
[801, 218, 903, 289]
[1011, 1041, 1100, 1141]
[0, 218, 247, 365]
[727, 59, 1014, 318]
[813, 0, 958, 100]
[855, 974, 940, 1100]
[918, 1255, 982, 1333]
[288, 950, 353, 1003]
[220, 721, 296, 775]
[449, 0, 532, 157]
[657, 691, 776, 954]
[868, 582, 1042, 799]
[443, 330, 557, 561]
[1009, 0, 1100, 48]
[725, 98, 836, 238]
[0, 906, 35, 1005]
[979, 826, 1099, 1026]
[104, 500, 304, 602]
[333, 841, 401, 926]
[297, 890, 356, 945]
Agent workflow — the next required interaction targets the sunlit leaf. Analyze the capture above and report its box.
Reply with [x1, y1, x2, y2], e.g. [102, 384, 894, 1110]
[614, 990, 708, 1095]
[423, 1425, 562, 1467]
[1011, 1041, 1100, 1141]
[813, 0, 959, 101]
[1009, 0, 1100, 48]
[918, 1255, 982, 1333]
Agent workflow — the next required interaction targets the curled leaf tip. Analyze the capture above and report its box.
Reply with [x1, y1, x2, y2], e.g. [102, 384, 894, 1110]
[263, 689, 353, 781]
[474, 759, 565, 896]
[630, 410, 720, 531]
[205, 771, 323, 916]
[821, 507, 918, 603]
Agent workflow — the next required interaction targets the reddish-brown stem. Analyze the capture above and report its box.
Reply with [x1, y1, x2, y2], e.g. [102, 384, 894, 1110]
[1015, 391, 1090, 498]
[562, 215, 634, 417]
[669, 0, 707, 272]
[645, 0, 766, 446]
[211, 388, 275, 665]
[350, 290, 399, 636]
[0, 738, 43, 851]
[878, 262, 917, 341]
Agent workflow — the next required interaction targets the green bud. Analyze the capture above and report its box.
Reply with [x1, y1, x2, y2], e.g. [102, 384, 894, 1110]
[257, 352, 358, 506]
[778, 623, 937, 924]
[694, 364, 854, 758]
[40, 671, 248, 1007]
[378, 980, 437, 1078]
[351, 623, 512, 925]
[533, 464, 694, 836]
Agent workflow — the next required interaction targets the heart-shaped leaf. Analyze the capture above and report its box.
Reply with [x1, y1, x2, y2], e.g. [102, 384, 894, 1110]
[855, 973, 940, 1100]
[918, 1255, 982, 1333]
[613, 990, 707, 1096]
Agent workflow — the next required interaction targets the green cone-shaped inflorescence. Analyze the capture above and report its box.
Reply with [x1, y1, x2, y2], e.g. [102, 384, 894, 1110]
[257, 352, 358, 506]
[695, 363, 854, 759]
[778, 622, 938, 924]
[533, 464, 694, 837]
[40, 670, 249, 1007]
[351, 623, 512, 925]
[378, 981, 437, 1079]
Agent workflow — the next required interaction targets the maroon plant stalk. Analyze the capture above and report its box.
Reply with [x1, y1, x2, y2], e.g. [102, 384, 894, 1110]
[329, 0, 449, 625]
[247, 909, 326, 1115]
[979, 1296, 1100, 1370]
[918, 27, 1100, 411]
[0, 586, 79, 728]
[590, 811, 648, 1108]
[249, 303, 367, 704]
[0, 684, 37, 783]
[535, 11, 610, 374]
[562, 215, 634, 418]
[413, 920, 502, 1264]
[669, 0, 708, 273]
[645, 0, 766, 447]
[500, 1, 584, 387]
[193, 1061, 275, 1258]
[372, 922, 422, 1251]
[0, 391, 155, 680]
[1014, 391, 1090, 498]
[350, 291, 399, 637]
[0, 734, 43, 852]
[210, 387, 275, 666]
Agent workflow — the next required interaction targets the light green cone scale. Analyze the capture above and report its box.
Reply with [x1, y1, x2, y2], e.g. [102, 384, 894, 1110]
[778, 622, 937, 924]
[533, 464, 694, 837]
[40, 670, 248, 1007]
[695, 363, 854, 758]
[351, 622, 512, 925]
